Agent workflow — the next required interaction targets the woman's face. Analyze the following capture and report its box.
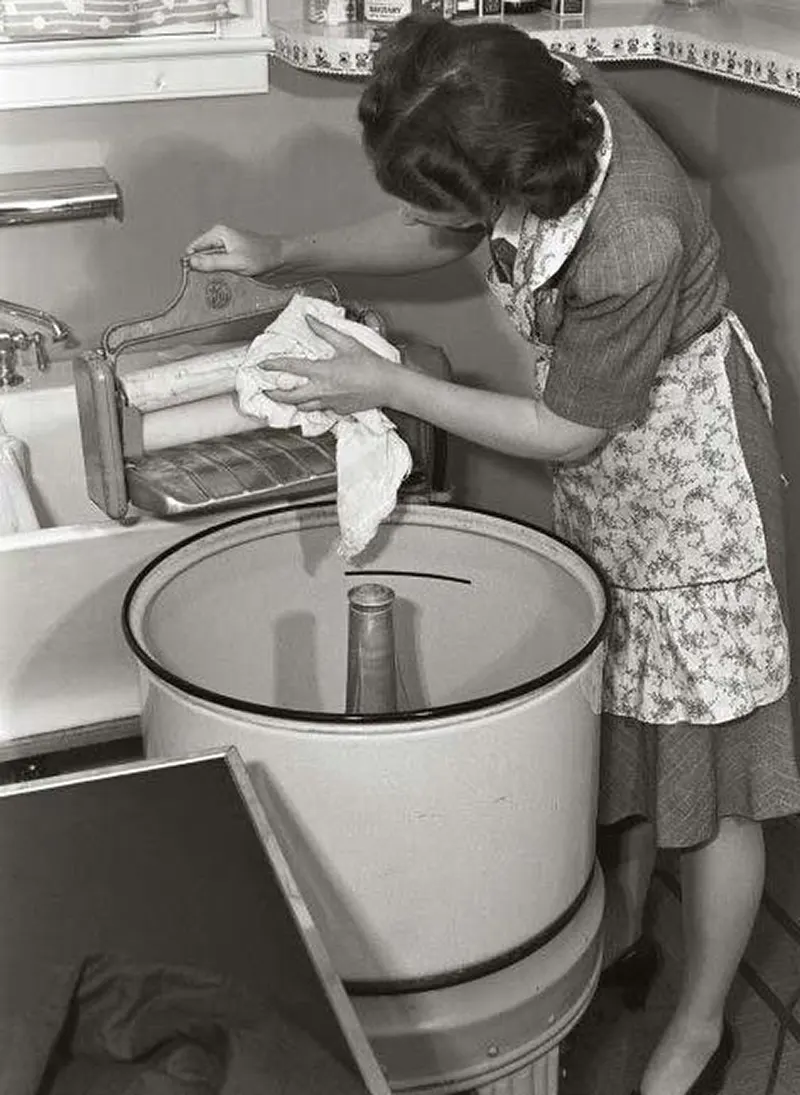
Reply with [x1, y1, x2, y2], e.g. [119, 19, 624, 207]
[399, 203, 485, 232]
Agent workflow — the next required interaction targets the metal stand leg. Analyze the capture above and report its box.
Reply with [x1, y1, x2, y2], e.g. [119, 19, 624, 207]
[473, 1045, 560, 1095]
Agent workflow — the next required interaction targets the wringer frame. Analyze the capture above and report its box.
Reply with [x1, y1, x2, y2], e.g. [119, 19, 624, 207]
[74, 261, 451, 522]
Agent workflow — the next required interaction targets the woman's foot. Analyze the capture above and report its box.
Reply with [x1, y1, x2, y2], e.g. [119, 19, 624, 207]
[636, 1018, 735, 1095]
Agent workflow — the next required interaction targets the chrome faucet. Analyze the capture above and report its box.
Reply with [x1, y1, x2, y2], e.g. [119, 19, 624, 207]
[0, 298, 72, 388]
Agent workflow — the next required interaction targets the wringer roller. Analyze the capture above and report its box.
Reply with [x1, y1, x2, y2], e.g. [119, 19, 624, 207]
[74, 260, 450, 522]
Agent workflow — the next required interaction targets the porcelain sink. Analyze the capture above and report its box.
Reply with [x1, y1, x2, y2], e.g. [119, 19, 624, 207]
[0, 355, 263, 742]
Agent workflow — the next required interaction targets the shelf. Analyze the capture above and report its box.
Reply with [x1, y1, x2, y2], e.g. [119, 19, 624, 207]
[270, 2, 800, 99]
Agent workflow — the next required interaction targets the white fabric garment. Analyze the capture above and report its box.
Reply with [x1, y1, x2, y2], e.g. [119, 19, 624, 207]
[0, 428, 39, 535]
[236, 295, 412, 559]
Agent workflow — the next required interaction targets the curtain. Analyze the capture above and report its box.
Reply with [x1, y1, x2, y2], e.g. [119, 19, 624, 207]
[0, 0, 236, 39]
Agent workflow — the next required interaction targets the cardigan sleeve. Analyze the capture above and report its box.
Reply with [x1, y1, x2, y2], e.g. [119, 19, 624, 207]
[542, 214, 684, 430]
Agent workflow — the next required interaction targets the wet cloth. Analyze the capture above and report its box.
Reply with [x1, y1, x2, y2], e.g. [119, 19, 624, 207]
[0, 954, 365, 1095]
[487, 61, 800, 844]
[237, 294, 412, 559]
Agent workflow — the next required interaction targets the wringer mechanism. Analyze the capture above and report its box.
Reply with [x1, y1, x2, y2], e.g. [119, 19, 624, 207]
[74, 262, 450, 522]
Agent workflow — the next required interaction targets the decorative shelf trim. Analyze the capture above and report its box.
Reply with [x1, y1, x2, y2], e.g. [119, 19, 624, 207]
[270, 19, 800, 99]
[271, 21, 378, 76]
[648, 28, 800, 98]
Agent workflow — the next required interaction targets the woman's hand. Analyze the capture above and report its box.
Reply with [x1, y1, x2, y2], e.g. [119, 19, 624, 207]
[261, 315, 401, 416]
[185, 224, 283, 276]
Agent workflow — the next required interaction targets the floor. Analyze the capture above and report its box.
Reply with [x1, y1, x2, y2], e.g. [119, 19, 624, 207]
[560, 817, 800, 1095]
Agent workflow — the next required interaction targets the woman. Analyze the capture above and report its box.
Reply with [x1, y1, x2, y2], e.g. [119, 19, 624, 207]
[187, 15, 800, 1095]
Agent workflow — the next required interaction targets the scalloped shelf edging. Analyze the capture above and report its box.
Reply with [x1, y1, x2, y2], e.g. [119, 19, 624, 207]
[269, 19, 800, 99]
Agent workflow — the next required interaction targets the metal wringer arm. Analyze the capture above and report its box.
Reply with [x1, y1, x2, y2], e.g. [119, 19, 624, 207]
[74, 262, 451, 521]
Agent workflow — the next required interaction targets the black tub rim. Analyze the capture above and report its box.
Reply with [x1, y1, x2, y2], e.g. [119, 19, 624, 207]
[122, 500, 611, 727]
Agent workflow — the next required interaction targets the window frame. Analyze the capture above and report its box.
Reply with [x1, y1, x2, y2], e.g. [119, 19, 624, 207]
[0, 0, 273, 110]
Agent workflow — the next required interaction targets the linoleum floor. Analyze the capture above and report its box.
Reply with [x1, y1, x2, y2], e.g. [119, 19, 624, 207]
[561, 817, 800, 1095]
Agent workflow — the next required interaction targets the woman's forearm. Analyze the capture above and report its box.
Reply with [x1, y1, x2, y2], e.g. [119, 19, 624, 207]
[388, 366, 606, 463]
[281, 210, 483, 277]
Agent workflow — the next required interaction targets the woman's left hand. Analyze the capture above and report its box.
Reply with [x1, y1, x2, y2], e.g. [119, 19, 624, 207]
[259, 314, 399, 416]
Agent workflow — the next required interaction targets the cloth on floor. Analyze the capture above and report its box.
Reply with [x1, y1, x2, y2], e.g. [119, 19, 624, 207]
[0, 953, 366, 1095]
[236, 295, 412, 559]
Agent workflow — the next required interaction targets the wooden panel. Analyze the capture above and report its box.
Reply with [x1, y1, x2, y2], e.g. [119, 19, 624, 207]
[0, 751, 387, 1094]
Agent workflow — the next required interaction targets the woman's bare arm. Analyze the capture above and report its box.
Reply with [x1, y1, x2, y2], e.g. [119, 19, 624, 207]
[187, 210, 484, 278]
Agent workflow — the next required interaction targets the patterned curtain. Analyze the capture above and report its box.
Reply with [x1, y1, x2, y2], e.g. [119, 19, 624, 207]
[1, 0, 236, 39]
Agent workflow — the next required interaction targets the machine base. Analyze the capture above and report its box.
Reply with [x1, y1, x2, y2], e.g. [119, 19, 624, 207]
[353, 863, 605, 1095]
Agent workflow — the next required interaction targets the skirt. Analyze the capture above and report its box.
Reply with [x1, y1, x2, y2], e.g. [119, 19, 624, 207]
[596, 334, 800, 848]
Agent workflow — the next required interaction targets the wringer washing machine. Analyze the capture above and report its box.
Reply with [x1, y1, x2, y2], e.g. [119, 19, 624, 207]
[74, 264, 608, 1095]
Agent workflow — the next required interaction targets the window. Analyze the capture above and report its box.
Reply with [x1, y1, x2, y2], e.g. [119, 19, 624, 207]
[0, 0, 272, 109]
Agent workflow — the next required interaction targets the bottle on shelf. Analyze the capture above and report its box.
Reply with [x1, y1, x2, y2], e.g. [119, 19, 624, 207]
[305, 0, 360, 25]
[345, 583, 400, 716]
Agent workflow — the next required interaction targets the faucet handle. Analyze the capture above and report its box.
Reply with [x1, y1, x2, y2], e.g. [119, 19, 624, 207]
[0, 298, 72, 348]
[7, 327, 57, 372]
[2, 328, 50, 381]
[31, 331, 48, 370]
[0, 330, 22, 388]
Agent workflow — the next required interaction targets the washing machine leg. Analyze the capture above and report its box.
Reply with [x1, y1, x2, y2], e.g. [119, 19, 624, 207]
[473, 1045, 560, 1095]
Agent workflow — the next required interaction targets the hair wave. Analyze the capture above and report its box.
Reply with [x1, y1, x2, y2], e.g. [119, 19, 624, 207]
[358, 14, 604, 222]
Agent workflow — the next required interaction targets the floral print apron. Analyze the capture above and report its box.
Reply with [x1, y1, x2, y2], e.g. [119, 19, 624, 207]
[487, 99, 790, 727]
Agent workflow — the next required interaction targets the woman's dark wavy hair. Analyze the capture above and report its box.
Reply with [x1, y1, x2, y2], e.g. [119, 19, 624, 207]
[358, 14, 604, 222]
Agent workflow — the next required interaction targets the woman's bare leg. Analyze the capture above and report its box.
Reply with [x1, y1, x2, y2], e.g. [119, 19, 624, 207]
[640, 816, 763, 1095]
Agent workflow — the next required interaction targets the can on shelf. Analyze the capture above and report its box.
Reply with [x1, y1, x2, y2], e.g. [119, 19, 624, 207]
[414, 0, 458, 14]
[364, 0, 412, 20]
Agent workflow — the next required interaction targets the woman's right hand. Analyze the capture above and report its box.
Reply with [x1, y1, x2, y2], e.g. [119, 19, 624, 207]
[184, 224, 284, 276]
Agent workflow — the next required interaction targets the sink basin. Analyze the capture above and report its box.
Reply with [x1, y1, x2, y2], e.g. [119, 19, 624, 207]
[0, 356, 283, 742]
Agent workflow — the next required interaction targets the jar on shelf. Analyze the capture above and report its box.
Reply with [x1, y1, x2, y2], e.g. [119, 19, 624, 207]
[305, 0, 359, 25]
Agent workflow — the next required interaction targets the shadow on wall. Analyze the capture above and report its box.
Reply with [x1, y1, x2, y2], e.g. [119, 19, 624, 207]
[41, 120, 491, 345]
[99, 121, 505, 401]
[598, 62, 721, 182]
[1, 104, 391, 346]
[92, 125, 396, 339]
[708, 88, 800, 752]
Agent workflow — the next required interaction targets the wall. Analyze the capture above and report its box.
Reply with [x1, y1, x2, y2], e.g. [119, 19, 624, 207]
[599, 63, 719, 195]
